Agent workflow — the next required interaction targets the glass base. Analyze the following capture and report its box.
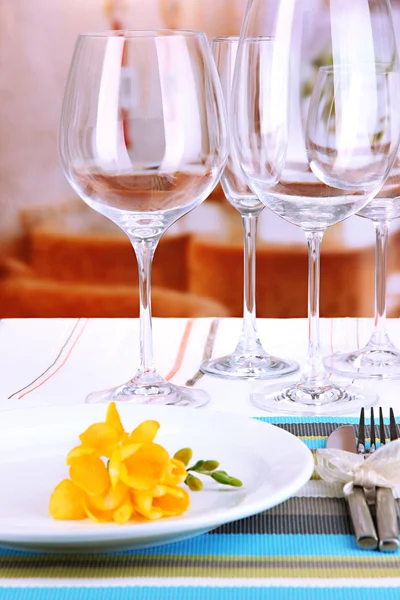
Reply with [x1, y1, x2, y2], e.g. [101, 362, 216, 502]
[250, 380, 378, 415]
[201, 352, 299, 380]
[86, 379, 209, 408]
[324, 344, 400, 380]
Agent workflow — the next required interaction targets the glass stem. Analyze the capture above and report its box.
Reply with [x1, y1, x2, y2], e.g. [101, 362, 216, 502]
[370, 220, 391, 348]
[235, 214, 264, 354]
[300, 230, 329, 387]
[130, 236, 164, 385]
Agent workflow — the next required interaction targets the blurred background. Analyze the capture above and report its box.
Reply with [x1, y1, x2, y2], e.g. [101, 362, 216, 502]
[2, 0, 400, 320]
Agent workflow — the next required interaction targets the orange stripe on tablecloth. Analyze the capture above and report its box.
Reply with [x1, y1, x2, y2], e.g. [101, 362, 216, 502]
[18, 319, 89, 400]
[165, 319, 194, 381]
[9, 319, 82, 400]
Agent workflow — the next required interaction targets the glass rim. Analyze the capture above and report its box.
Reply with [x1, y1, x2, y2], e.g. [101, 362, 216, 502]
[77, 29, 205, 39]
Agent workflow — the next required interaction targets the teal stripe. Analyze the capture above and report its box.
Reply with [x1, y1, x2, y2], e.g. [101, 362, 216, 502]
[256, 417, 359, 424]
[256, 417, 393, 425]
[0, 588, 400, 600]
[0, 534, 375, 559]
[122, 533, 377, 557]
[302, 439, 326, 449]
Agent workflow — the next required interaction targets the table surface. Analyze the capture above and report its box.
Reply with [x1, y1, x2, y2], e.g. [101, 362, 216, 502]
[2, 317, 400, 600]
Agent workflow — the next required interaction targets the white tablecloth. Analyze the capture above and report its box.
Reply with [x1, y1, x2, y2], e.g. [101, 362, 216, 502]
[1, 317, 400, 416]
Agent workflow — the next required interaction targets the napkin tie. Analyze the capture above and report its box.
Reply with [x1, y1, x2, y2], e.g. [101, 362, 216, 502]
[315, 439, 400, 496]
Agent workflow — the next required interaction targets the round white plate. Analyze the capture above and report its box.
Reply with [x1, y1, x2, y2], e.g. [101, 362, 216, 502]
[0, 404, 313, 553]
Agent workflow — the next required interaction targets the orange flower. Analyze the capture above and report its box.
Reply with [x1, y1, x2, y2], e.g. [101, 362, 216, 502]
[49, 479, 86, 520]
[164, 458, 188, 486]
[66, 403, 128, 464]
[108, 442, 172, 490]
[83, 481, 133, 524]
[49, 403, 190, 525]
[131, 485, 190, 520]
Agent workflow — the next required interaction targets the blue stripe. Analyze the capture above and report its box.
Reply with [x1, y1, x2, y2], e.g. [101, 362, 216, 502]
[0, 588, 399, 600]
[0, 534, 378, 559]
[255, 417, 359, 424]
[255, 417, 393, 425]
[302, 439, 326, 449]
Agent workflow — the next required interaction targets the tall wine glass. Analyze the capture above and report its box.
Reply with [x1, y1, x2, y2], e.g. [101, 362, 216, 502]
[324, 163, 400, 379]
[232, 3, 400, 415]
[200, 36, 299, 379]
[59, 30, 227, 406]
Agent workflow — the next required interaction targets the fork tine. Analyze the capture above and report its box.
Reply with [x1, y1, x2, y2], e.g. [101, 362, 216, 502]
[380, 407, 386, 446]
[370, 408, 376, 452]
[390, 408, 398, 442]
[358, 408, 366, 454]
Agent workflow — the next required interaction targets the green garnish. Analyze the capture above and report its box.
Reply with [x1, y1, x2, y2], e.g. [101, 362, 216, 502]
[174, 449, 243, 492]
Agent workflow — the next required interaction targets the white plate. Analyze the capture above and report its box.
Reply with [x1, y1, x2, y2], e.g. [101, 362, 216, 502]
[0, 404, 314, 553]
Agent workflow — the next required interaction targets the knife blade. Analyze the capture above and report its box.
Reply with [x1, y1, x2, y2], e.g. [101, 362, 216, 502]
[326, 425, 378, 549]
[374, 409, 399, 553]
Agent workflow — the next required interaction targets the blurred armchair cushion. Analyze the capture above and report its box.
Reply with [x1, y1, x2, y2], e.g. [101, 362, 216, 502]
[0, 275, 230, 318]
[21, 200, 189, 290]
[188, 236, 375, 318]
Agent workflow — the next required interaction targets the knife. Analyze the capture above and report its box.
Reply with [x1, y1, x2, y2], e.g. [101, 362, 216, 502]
[326, 425, 378, 549]
[367, 409, 399, 553]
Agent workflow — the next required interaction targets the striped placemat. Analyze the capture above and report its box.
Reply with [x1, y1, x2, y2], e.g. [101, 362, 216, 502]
[0, 416, 399, 598]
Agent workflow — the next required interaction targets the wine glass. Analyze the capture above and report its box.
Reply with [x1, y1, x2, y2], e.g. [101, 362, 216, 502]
[59, 30, 228, 406]
[232, 2, 400, 415]
[324, 162, 400, 379]
[200, 36, 299, 379]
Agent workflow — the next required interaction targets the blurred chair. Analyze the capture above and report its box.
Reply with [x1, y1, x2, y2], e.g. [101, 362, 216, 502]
[188, 236, 375, 318]
[0, 273, 230, 318]
[21, 200, 189, 290]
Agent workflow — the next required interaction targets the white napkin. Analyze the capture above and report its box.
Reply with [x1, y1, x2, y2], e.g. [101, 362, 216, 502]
[315, 439, 400, 496]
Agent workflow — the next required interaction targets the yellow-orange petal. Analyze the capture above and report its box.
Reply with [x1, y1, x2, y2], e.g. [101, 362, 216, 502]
[120, 443, 142, 461]
[113, 501, 134, 524]
[70, 455, 110, 496]
[164, 458, 188, 486]
[106, 402, 125, 437]
[128, 420, 160, 444]
[130, 491, 164, 520]
[83, 497, 113, 523]
[108, 445, 140, 487]
[123, 443, 171, 491]
[153, 485, 190, 516]
[79, 422, 119, 452]
[66, 445, 96, 466]
[89, 481, 129, 512]
[49, 479, 87, 521]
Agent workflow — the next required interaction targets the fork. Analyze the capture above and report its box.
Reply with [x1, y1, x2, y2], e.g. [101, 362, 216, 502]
[358, 407, 400, 552]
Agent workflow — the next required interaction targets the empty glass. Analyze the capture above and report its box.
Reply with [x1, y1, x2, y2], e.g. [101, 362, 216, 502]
[200, 36, 299, 380]
[232, 1, 400, 415]
[59, 30, 228, 406]
[324, 164, 400, 379]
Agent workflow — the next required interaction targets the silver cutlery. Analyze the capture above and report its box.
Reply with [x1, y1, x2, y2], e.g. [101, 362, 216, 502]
[327, 408, 400, 552]
[326, 421, 378, 549]
[358, 407, 399, 552]
[185, 319, 219, 387]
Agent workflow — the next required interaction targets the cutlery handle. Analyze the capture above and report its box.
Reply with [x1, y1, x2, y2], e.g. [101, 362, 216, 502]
[376, 487, 399, 552]
[347, 487, 378, 549]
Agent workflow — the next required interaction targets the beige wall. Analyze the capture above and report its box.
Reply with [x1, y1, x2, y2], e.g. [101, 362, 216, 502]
[0, 0, 246, 249]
